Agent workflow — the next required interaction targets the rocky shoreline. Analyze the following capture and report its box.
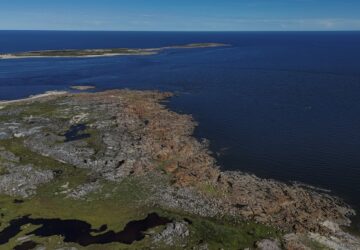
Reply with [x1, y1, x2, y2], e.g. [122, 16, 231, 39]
[0, 90, 359, 249]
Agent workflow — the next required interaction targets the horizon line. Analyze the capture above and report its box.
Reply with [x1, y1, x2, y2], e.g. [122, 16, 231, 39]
[1, 29, 360, 32]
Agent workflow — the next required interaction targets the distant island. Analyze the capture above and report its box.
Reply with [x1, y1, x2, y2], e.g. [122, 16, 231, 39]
[0, 43, 229, 59]
[70, 85, 96, 91]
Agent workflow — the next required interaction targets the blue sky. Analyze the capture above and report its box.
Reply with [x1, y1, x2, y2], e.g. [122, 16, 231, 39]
[0, 0, 359, 31]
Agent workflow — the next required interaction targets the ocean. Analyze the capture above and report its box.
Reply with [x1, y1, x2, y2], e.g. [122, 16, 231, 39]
[1, 31, 360, 226]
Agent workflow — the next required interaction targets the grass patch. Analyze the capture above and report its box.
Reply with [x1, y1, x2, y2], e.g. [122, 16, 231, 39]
[0, 138, 158, 249]
[0, 166, 9, 175]
[197, 182, 225, 197]
[154, 209, 282, 250]
[190, 218, 279, 249]
[83, 128, 103, 156]
[0, 115, 11, 123]
[0, 138, 76, 172]
[0, 99, 72, 124]
[18, 102, 58, 117]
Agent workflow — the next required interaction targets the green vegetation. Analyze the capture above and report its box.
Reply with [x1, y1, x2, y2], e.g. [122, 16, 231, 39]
[0, 138, 156, 249]
[83, 127, 104, 156]
[0, 138, 282, 249]
[0, 105, 12, 122]
[19, 100, 73, 120]
[0, 98, 72, 122]
[197, 182, 225, 197]
[19, 102, 57, 117]
[189, 217, 280, 249]
[0, 166, 9, 175]
[154, 209, 281, 250]
[0, 138, 90, 196]
[0, 115, 11, 123]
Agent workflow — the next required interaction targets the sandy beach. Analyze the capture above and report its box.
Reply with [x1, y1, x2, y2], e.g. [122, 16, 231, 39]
[0, 91, 68, 105]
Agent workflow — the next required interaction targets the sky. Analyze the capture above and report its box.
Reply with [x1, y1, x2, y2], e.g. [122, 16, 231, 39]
[0, 0, 359, 31]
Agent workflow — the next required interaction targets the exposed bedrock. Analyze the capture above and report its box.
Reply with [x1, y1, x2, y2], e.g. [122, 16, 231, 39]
[0, 89, 358, 249]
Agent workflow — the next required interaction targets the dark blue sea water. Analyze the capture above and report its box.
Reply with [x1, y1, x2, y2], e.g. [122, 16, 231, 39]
[1, 31, 360, 223]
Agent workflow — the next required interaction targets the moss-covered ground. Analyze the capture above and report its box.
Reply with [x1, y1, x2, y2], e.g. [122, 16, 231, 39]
[0, 138, 282, 249]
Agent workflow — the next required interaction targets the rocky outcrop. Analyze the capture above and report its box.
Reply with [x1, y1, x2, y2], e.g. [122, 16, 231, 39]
[218, 171, 354, 233]
[0, 89, 358, 249]
[66, 181, 101, 200]
[0, 146, 54, 197]
[255, 239, 281, 250]
[0, 162, 54, 198]
[152, 221, 190, 246]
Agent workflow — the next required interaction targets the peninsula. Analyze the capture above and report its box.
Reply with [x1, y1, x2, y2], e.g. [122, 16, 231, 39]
[0, 90, 359, 249]
[0, 43, 228, 59]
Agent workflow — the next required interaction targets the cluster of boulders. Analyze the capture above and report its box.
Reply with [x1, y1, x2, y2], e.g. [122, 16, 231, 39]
[66, 181, 101, 200]
[152, 221, 190, 246]
[0, 147, 54, 198]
